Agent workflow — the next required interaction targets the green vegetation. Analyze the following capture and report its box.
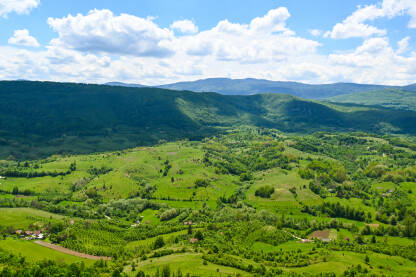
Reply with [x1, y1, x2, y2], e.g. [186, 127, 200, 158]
[2, 81, 416, 276]
[0, 128, 416, 276]
[1, 81, 416, 160]
[327, 88, 416, 111]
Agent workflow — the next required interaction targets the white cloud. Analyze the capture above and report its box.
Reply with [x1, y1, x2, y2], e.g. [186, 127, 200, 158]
[170, 19, 198, 34]
[0, 0, 39, 18]
[8, 29, 39, 47]
[249, 7, 291, 33]
[1, 6, 416, 86]
[47, 9, 174, 57]
[397, 36, 410, 54]
[309, 29, 322, 36]
[325, 0, 416, 39]
[328, 37, 416, 84]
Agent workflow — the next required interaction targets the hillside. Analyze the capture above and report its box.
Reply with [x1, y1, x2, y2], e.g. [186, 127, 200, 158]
[327, 89, 416, 111]
[107, 78, 402, 98]
[1, 129, 416, 276]
[158, 78, 395, 98]
[1, 81, 416, 159]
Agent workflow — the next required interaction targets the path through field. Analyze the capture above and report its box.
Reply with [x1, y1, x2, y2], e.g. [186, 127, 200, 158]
[34, 241, 111, 260]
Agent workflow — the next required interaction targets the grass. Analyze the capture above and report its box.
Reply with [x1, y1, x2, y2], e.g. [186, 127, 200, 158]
[125, 253, 250, 276]
[0, 238, 94, 265]
[288, 250, 416, 276]
[245, 168, 320, 214]
[0, 208, 66, 229]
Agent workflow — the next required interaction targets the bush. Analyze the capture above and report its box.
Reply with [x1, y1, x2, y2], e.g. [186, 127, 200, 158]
[195, 179, 210, 188]
[153, 236, 165, 249]
[159, 208, 180, 221]
[255, 185, 275, 198]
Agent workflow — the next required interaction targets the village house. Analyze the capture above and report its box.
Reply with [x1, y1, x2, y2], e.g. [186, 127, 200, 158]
[189, 238, 198, 244]
[18, 230, 44, 240]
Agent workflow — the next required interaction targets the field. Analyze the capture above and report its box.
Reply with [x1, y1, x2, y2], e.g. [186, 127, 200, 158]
[1, 129, 416, 276]
[0, 238, 94, 265]
[0, 208, 66, 229]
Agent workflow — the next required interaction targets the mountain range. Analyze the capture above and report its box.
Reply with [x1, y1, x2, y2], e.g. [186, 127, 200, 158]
[105, 78, 416, 99]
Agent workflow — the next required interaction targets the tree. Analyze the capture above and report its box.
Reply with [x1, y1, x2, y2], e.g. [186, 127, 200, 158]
[195, 230, 203, 241]
[69, 161, 77, 172]
[255, 185, 275, 198]
[154, 236, 165, 249]
[112, 268, 122, 277]
[12, 187, 19, 195]
[161, 265, 170, 277]
[365, 255, 370, 264]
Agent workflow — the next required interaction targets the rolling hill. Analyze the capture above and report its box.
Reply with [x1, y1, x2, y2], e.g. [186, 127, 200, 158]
[327, 89, 416, 111]
[106, 78, 403, 98]
[1, 80, 416, 159]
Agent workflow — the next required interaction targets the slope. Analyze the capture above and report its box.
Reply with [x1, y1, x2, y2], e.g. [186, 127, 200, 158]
[1, 81, 416, 160]
[326, 89, 416, 111]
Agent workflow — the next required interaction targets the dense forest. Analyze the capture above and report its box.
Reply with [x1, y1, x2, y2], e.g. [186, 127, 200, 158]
[1, 81, 416, 160]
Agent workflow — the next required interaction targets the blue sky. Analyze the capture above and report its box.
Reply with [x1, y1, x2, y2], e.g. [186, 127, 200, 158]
[0, 0, 415, 85]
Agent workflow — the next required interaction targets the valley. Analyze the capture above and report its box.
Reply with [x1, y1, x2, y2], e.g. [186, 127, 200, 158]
[1, 127, 416, 276]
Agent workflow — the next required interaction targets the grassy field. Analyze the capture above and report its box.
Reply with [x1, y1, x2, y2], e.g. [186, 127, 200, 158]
[0, 208, 66, 229]
[0, 238, 94, 265]
[125, 253, 251, 276]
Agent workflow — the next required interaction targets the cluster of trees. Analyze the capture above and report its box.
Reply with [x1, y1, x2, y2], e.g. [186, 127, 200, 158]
[0, 255, 109, 277]
[87, 166, 112, 176]
[98, 198, 162, 222]
[203, 134, 296, 178]
[302, 202, 369, 222]
[0, 169, 71, 178]
[255, 185, 275, 198]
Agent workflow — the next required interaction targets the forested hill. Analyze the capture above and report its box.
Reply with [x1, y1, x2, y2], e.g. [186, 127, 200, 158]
[107, 78, 408, 98]
[1, 81, 416, 159]
[157, 78, 395, 98]
[327, 89, 416, 111]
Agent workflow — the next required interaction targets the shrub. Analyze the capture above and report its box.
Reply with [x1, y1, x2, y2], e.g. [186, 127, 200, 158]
[159, 208, 180, 221]
[195, 179, 210, 188]
[255, 185, 275, 198]
[153, 236, 165, 249]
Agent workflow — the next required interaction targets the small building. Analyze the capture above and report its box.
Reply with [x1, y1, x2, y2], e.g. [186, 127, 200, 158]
[300, 239, 312, 243]
[189, 238, 198, 244]
[25, 230, 32, 236]
[16, 230, 23, 236]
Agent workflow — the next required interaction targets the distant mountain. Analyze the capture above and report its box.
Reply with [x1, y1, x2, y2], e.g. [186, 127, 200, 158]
[403, 83, 416, 92]
[327, 89, 416, 112]
[2, 81, 415, 159]
[105, 82, 146, 88]
[106, 78, 396, 99]
[158, 78, 396, 99]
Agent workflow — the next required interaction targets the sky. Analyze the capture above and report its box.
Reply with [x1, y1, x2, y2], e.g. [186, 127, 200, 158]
[0, 0, 416, 85]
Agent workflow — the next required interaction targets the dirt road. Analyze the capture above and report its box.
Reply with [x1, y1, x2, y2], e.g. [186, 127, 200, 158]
[34, 241, 111, 260]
